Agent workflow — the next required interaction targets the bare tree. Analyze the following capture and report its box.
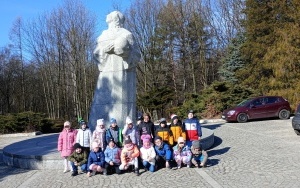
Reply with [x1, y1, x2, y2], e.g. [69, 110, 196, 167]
[20, 0, 97, 120]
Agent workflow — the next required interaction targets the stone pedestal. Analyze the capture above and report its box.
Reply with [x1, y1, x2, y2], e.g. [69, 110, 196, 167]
[88, 55, 136, 130]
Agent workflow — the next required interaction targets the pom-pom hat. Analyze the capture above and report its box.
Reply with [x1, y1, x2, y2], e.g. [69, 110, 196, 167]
[126, 116, 133, 124]
[97, 119, 104, 126]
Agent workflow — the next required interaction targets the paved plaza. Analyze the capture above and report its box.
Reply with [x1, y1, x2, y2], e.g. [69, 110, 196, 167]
[0, 119, 300, 188]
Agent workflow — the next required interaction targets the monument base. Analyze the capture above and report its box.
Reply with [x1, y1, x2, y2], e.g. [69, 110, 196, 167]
[2, 128, 214, 169]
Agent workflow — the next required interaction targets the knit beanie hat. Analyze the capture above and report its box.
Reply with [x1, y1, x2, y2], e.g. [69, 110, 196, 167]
[141, 134, 151, 141]
[92, 141, 99, 149]
[170, 114, 178, 120]
[142, 136, 151, 149]
[97, 119, 104, 126]
[64, 121, 71, 127]
[110, 118, 117, 124]
[73, 143, 82, 150]
[124, 136, 132, 145]
[108, 137, 115, 144]
[126, 116, 133, 124]
[154, 136, 162, 142]
[192, 140, 202, 149]
[79, 120, 86, 125]
[159, 118, 167, 125]
[177, 137, 185, 143]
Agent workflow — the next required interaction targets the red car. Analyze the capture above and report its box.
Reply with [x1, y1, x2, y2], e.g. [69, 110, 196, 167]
[222, 96, 291, 123]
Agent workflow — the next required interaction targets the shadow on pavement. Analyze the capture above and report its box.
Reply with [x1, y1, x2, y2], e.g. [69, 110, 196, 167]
[3, 133, 59, 156]
[207, 147, 230, 158]
[207, 136, 222, 149]
[206, 159, 220, 167]
[202, 123, 225, 130]
[0, 162, 31, 183]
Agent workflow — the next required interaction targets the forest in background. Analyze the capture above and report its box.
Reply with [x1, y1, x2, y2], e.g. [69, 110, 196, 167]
[1, 0, 299, 125]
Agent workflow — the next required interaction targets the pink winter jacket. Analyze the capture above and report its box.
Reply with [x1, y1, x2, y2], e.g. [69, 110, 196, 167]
[57, 128, 78, 157]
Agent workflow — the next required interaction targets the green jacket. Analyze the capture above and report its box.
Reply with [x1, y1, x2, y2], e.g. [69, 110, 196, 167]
[67, 151, 88, 166]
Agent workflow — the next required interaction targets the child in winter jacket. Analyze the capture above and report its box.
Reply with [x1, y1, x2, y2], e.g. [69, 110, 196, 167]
[76, 120, 92, 152]
[104, 137, 122, 175]
[140, 135, 156, 172]
[191, 140, 208, 168]
[106, 118, 123, 148]
[183, 110, 202, 147]
[173, 137, 192, 169]
[87, 141, 105, 177]
[154, 136, 172, 169]
[170, 114, 186, 146]
[57, 121, 78, 173]
[119, 136, 140, 176]
[155, 118, 174, 146]
[68, 143, 88, 176]
[92, 119, 107, 150]
[122, 116, 139, 145]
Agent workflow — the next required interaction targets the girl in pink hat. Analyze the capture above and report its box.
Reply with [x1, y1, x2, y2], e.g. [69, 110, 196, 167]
[140, 135, 156, 172]
[87, 141, 105, 177]
[57, 121, 78, 173]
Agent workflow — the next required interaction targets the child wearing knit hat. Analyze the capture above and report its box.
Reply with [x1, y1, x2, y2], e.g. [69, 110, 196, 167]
[140, 135, 156, 172]
[155, 118, 174, 146]
[153, 136, 172, 169]
[173, 137, 192, 169]
[86, 141, 105, 177]
[122, 116, 139, 145]
[106, 118, 123, 148]
[76, 120, 92, 153]
[119, 136, 140, 176]
[103, 138, 122, 175]
[92, 119, 107, 150]
[191, 140, 208, 168]
[170, 114, 186, 146]
[57, 121, 78, 173]
[68, 143, 88, 176]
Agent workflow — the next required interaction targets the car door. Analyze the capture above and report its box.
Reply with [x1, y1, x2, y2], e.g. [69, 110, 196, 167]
[247, 98, 266, 119]
[262, 97, 278, 117]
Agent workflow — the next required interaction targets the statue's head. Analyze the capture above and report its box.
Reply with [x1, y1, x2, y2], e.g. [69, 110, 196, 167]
[106, 11, 125, 28]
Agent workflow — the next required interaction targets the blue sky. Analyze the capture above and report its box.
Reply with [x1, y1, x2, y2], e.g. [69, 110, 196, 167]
[0, 0, 132, 47]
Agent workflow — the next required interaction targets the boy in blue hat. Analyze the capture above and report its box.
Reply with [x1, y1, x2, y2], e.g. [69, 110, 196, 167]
[106, 118, 123, 148]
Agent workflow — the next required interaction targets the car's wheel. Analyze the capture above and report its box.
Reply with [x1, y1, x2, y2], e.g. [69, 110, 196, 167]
[278, 109, 290, 119]
[237, 113, 248, 123]
[294, 129, 300, 135]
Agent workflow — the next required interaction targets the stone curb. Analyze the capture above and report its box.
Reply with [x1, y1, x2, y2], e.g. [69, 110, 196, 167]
[200, 119, 226, 124]
[0, 131, 42, 137]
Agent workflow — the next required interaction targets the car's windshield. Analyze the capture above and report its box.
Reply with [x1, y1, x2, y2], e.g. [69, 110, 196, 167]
[237, 99, 252, 107]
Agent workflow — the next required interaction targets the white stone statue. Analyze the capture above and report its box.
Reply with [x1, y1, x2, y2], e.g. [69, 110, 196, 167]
[88, 11, 140, 130]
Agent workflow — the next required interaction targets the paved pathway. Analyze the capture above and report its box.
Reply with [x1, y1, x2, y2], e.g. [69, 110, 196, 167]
[0, 119, 300, 188]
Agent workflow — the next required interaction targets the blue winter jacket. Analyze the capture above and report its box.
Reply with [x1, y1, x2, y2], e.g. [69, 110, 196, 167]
[87, 150, 105, 168]
[154, 143, 172, 161]
[104, 146, 121, 165]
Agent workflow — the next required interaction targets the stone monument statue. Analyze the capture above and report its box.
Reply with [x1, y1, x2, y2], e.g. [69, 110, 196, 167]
[88, 11, 140, 130]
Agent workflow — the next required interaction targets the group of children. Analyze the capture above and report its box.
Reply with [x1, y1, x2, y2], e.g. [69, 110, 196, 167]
[57, 110, 208, 177]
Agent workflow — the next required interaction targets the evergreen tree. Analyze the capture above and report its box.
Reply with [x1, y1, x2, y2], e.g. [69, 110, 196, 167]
[219, 33, 246, 83]
[241, 0, 300, 107]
